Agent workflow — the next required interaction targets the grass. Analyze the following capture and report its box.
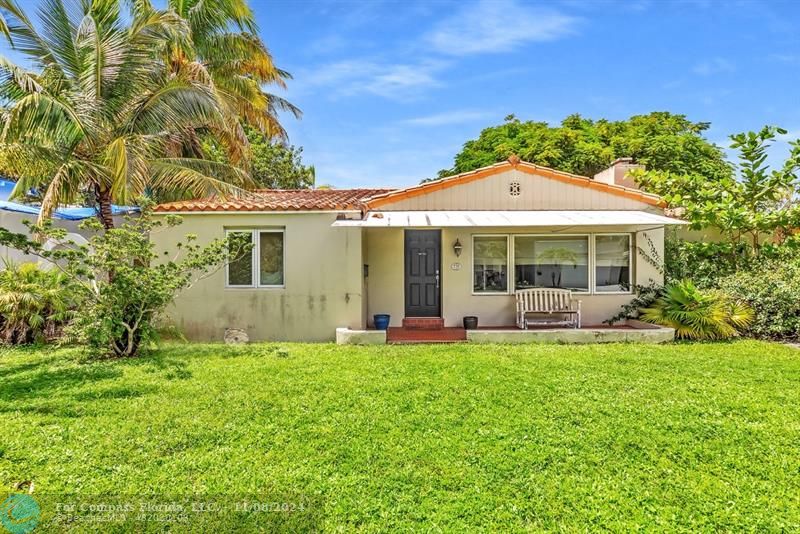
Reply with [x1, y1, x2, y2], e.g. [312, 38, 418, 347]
[1, 341, 799, 531]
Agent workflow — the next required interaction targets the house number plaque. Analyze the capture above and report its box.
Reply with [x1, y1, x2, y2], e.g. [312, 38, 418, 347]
[451, 263, 461, 271]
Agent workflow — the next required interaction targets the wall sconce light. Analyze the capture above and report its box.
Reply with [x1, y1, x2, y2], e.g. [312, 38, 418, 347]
[453, 238, 463, 257]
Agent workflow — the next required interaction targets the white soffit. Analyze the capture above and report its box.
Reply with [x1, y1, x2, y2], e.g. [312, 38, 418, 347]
[332, 210, 687, 228]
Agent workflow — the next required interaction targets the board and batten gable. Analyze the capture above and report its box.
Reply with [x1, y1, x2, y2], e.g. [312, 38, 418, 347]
[370, 168, 659, 212]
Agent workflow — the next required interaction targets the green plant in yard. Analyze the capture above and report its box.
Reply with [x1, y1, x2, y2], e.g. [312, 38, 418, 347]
[640, 279, 753, 340]
[605, 281, 662, 325]
[0, 207, 251, 357]
[635, 126, 800, 254]
[0, 261, 78, 344]
[718, 257, 800, 340]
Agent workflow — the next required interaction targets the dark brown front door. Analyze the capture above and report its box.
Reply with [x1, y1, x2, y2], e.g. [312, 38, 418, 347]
[404, 230, 441, 317]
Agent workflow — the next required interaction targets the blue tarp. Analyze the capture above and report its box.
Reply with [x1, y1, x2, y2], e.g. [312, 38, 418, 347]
[0, 178, 139, 220]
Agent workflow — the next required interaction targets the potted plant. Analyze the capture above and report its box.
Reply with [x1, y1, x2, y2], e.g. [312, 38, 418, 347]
[373, 314, 391, 330]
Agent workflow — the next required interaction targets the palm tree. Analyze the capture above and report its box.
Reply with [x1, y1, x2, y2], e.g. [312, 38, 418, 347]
[160, 0, 300, 164]
[0, 0, 253, 229]
[640, 280, 753, 340]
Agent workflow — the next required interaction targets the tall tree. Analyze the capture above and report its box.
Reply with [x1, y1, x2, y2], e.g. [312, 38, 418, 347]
[204, 126, 315, 189]
[436, 112, 730, 183]
[160, 0, 300, 165]
[635, 126, 800, 251]
[0, 0, 252, 228]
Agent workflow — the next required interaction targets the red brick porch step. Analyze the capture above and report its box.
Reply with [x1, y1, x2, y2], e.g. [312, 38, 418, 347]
[402, 317, 445, 330]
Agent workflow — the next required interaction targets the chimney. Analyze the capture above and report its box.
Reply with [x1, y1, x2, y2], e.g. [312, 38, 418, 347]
[592, 157, 644, 189]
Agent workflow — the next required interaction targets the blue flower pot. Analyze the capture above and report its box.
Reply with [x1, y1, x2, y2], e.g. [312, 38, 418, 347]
[373, 314, 391, 330]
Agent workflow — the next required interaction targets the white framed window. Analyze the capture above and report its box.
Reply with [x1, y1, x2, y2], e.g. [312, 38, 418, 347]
[513, 235, 590, 292]
[225, 229, 285, 288]
[472, 235, 509, 294]
[594, 234, 632, 293]
[469, 232, 635, 296]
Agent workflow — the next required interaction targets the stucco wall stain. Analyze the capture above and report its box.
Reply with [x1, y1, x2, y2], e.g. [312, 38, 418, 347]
[220, 301, 253, 332]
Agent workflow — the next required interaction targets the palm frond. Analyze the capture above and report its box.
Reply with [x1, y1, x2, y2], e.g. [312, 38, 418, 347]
[639, 280, 754, 340]
[125, 77, 223, 135]
[38, 159, 104, 222]
[149, 156, 253, 200]
[0, 0, 58, 69]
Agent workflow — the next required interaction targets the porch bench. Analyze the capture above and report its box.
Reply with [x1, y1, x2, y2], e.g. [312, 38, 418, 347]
[515, 288, 582, 329]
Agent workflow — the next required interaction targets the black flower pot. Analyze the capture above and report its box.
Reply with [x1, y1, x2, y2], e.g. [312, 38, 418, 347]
[463, 316, 478, 330]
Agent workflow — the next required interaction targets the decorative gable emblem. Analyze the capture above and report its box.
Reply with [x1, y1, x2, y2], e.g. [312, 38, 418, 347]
[509, 181, 521, 196]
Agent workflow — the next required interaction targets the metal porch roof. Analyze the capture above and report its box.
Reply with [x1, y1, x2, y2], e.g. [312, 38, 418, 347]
[332, 210, 687, 228]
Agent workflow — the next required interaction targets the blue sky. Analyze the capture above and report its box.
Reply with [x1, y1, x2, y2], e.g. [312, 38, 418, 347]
[260, 0, 800, 187]
[3, 0, 799, 188]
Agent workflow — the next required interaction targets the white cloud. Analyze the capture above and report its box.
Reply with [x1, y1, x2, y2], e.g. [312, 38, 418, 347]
[692, 57, 735, 76]
[426, 0, 578, 56]
[769, 53, 800, 64]
[400, 109, 495, 126]
[297, 59, 446, 100]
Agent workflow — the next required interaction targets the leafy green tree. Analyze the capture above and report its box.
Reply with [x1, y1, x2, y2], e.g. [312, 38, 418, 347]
[204, 127, 315, 189]
[436, 112, 730, 181]
[635, 126, 800, 251]
[0, 0, 252, 228]
[0, 207, 252, 357]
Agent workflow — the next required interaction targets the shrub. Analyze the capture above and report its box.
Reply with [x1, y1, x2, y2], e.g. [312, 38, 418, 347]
[0, 208, 250, 357]
[0, 261, 78, 344]
[605, 282, 662, 325]
[662, 233, 765, 288]
[639, 280, 753, 340]
[718, 259, 800, 340]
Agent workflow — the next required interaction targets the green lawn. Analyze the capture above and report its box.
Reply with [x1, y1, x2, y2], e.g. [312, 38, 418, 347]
[1, 341, 799, 531]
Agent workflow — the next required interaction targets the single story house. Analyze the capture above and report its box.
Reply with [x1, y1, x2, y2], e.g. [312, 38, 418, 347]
[152, 157, 684, 342]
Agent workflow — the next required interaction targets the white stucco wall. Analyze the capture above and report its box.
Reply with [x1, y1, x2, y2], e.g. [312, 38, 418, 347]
[152, 212, 364, 342]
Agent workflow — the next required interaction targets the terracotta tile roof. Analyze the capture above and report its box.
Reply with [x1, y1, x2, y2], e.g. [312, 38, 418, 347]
[364, 158, 665, 209]
[154, 188, 395, 213]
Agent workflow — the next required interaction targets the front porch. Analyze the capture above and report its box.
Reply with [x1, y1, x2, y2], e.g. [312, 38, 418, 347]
[357, 221, 672, 332]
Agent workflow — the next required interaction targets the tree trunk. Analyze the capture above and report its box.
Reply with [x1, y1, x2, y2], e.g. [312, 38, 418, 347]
[95, 185, 114, 230]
